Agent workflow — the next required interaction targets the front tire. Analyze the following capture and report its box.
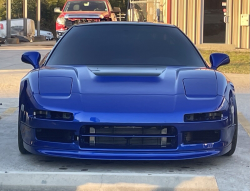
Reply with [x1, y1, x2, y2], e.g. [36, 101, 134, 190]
[224, 96, 238, 156]
[18, 112, 30, 154]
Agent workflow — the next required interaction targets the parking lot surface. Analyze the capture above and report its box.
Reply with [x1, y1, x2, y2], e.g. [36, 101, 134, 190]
[0, 49, 250, 191]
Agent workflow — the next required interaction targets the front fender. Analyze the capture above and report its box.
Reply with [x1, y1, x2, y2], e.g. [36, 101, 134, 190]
[215, 71, 235, 102]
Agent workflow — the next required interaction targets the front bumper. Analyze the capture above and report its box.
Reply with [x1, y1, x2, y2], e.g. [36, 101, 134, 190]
[56, 30, 67, 39]
[20, 117, 235, 160]
[45, 35, 54, 40]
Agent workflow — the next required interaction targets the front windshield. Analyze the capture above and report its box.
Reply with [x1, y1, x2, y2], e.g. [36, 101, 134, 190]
[63, 1, 108, 12]
[47, 25, 206, 67]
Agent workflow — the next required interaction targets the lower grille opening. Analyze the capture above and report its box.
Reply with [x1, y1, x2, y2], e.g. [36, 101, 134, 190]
[36, 129, 75, 143]
[182, 130, 221, 144]
[80, 125, 178, 149]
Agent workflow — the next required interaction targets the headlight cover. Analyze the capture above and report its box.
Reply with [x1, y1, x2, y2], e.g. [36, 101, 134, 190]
[183, 79, 217, 97]
[39, 77, 72, 96]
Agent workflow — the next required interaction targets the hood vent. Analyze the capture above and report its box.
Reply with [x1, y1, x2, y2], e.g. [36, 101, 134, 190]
[87, 65, 167, 76]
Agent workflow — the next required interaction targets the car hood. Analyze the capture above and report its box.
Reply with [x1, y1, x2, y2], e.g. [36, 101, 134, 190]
[39, 65, 217, 96]
[36, 65, 225, 114]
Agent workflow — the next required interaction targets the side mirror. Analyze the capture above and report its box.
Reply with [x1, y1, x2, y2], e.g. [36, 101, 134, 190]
[112, 7, 121, 13]
[210, 53, 230, 70]
[54, 7, 62, 13]
[21, 51, 41, 69]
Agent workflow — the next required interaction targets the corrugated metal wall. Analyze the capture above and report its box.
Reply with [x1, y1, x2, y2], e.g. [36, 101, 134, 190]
[170, 0, 204, 45]
[229, 0, 250, 49]
[166, 0, 250, 49]
[239, 0, 250, 48]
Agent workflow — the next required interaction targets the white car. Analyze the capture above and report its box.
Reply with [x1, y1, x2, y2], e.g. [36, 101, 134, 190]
[35, 30, 54, 40]
[0, 18, 35, 38]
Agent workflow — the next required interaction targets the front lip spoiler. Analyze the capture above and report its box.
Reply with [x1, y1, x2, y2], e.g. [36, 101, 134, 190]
[37, 149, 221, 160]
[24, 141, 230, 160]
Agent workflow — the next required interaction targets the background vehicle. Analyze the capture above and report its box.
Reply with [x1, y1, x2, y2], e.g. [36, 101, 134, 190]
[0, 37, 5, 44]
[54, 0, 121, 39]
[35, 30, 54, 40]
[0, 19, 35, 39]
[19, 23, 237, 160]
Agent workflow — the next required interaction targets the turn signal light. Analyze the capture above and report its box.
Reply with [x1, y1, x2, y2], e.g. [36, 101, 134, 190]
[184, 112, 223, 122]
[34, 110, 73, 121]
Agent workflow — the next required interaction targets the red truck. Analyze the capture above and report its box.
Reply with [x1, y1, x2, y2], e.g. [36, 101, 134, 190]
[54, 0, 121, 39]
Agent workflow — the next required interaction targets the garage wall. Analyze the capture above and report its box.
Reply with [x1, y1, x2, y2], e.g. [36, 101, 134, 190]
[229, 0, 250, 49]
[170, 0, 204, 45]
[169, 0, 250, 49]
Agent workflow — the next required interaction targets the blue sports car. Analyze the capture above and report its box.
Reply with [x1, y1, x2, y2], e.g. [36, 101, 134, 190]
[18, 22, 238, 160]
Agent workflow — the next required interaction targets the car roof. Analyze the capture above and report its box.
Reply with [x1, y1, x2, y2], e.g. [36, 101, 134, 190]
[74, 22, 176, 28]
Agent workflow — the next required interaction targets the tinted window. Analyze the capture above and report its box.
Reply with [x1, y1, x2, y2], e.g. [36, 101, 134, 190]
[64, 1, 108, 12]
[47, 25, 205, 67]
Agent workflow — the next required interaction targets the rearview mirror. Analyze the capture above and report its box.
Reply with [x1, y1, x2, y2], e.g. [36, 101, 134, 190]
[54, 7, 62, 13]
[21, 51, 41, 69]
[210, 53, 230, 70]
[112, 7, 121, 13]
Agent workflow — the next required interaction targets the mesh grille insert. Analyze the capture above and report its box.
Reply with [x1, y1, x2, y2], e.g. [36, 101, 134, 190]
[80, 125, 178, 149]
